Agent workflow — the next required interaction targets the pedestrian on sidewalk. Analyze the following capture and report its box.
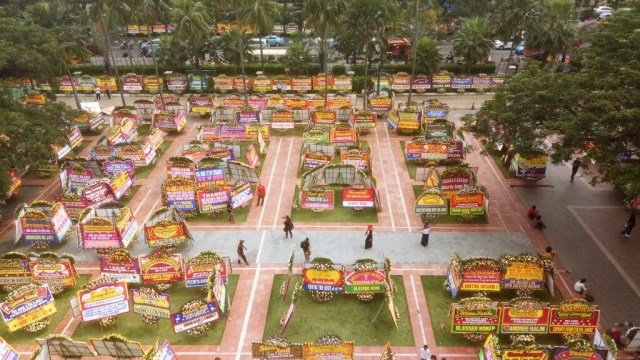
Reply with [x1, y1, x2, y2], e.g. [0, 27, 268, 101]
[621, 213, 636, 238]
[419, 345, 431, 360]
[237, 240, 249, 265]
[105, 87, 111, 100]
[421, 221, 430, 247]
[534, 215, 546, 230]
[256, 183, 266, 206]
[527, 205, 540, 221]
[300, 237, 311, 262]
[227, 202, 235, 223]
[364, 225, 373, 249]
[570, 158, 581, 183]
[94, 86, 101, 100]
[283, 215, 294, 238]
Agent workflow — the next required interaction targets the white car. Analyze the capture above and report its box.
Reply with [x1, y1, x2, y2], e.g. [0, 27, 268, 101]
[494, 40, 513, 50]
[140, 38, 161, 49]
[594, 6, 613, 17]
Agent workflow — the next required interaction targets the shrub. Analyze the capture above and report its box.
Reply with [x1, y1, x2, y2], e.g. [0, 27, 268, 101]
[331, 64, 346, 76]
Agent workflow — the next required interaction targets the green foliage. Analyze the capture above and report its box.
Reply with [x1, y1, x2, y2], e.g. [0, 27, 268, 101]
[415, 36, 441, 76]
[453, 17, 493, 73]
[331, 64, 346, 76]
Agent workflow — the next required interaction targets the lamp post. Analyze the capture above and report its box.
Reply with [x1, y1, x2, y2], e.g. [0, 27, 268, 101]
[363, 38, 377, 110]
[377, 38, 385, 96]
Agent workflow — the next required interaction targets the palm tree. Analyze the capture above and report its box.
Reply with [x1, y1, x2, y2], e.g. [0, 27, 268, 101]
[284, 43, 312, 75]
[524, 0, 575, 67]
[452, 17, 493, 73]
[490, 0, 540, 59]
[304, 0, 347, 106]
[85, 0, 130, 106]
[219, 29, 252, 73]
[25, 1, 89, 109]
[131, 0, 171, 109]
[407, 0, 437, 105]
[239, 0, 280, 71]
[414, 36, 440, 75]
[170, 0, 212, 69]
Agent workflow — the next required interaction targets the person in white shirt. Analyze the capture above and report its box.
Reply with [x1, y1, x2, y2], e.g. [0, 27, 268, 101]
[420, 345, 431, 360]
[574, 278, 589, 294]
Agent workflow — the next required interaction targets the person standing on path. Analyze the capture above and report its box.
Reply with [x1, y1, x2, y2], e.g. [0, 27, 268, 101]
[237, 240, 249, 265]
[364, 225, 373, 249]
[94, 86, 101, 100]
[283, 215, 294, 238]
[256, 183, 266, 206]
[300, 237, 311, 262]
[623, 213, 636, 237]
[105, 87, 111, 100]
[570, 158, 581, 183]
[419, 345, 431, 360]
[421, 221, 430, 247]
[227, 202, 235, 223]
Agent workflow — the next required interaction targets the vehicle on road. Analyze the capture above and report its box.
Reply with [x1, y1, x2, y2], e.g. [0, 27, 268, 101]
[514, 43, 525, 55]
[594, 6, 613, 18]
[314, 37, 336, 48]
[262, 35, 284, 47]
[249, 38, 268, 49]
[140, 38, 161, 49]
[494, 40, 513, 50]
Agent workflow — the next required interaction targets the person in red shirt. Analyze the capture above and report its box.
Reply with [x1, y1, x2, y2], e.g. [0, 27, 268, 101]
[527, 205, 539, 220]
[257, 183, 266, 206]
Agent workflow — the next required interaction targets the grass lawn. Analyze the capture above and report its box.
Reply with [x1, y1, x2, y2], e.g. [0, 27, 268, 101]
[120, 185, 141, 205]
[291, 186, 378, 223]
[136, 141, 173, 179]
[269, 125, 306, 137]
[73, 274, 239, 345]
[421, 276, 564, 347]
[264, 275, 414, 346]
[0, 275, 91, 344]
[188, 185, 255, 223]
[137, 124, 151, 137]
[72, 140, 93, 156]
[411, 186, 488, 224]
[485, 145, 517, 180]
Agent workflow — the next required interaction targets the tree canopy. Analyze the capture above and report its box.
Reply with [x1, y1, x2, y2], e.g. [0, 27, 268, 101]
[479, 6, 640, 197]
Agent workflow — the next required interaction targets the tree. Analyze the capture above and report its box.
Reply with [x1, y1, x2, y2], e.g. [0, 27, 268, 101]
[304, 0, 347, 105]
[524, 0, 575, 67]
[452, 17, 493, 73]
[239, 0, 280, 71]
[0, 18, 55, 83]
[284, 43, 312, 75]
[478, 6, 640, 198]
[414, 36, 440, 75]
[24, 1, 90, 109]
[170, 0, 212, 69]
[0, 88, 81, 199]
[489, 0, 540, 59]
[219, 29, 252, 74]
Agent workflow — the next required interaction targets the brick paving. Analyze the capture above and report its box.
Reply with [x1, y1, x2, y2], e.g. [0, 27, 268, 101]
[0, 93, 634, 359]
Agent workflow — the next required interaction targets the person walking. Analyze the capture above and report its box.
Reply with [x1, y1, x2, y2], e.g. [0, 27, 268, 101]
[105, 87, 111, 100]
[622, 213, 636, 238]
[237, 240, 249, 265]
[227, 202, 235, 223]
[256, 183, 266, 206]
[570, 158, 581, 183]
[300, 237, 311, 262]
[364, 225, 373, 249]
[419, 345, 431, 360]
[94, 86, 101, 100]
[421, 221, 430, 247]
[527, 205, 540, 221]
[283, 215, 294, 238]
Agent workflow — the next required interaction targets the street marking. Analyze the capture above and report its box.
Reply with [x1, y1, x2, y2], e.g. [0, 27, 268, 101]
[235, 264, 262, 360]
[257, 138, 283, 231]
[272, 138, 294, 230]
[142, 197, 161, 224]
[384, 124, 411, 231]
[568, 205, 640, 298]
[374, 125, 396, 231]
[133, 188, 153, 216]
[410, 275, 427, 344]
[256, 231, 266, 264]
[61, 315, 76, 335]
